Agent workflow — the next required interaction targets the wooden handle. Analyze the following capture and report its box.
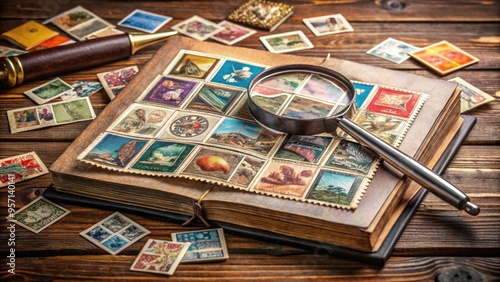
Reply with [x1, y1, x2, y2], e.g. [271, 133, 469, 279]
[18, 34, 132, 82]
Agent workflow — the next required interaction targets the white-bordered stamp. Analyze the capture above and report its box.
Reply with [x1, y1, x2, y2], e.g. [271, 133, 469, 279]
[0, 151, 49, 187]
[118, 9, 172, 33]
[303, 14, 354, 36]
[171, 228, 229, 262]
[366, 37, 419, 64]
[9, 197, 70, 233]
[210, 20, 256, 45]
[24, 77, 73, 105]
[259, 30, 314, 53]
[130, 239, 190, 275]
[171, 15, 223, 41]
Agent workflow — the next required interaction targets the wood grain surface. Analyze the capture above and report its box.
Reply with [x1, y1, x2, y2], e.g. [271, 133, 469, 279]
[0, 0, 499, 281]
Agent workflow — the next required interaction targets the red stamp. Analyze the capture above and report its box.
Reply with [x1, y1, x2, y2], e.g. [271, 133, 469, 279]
[366, 87, 421, 118]
[0, 151, 48, 187]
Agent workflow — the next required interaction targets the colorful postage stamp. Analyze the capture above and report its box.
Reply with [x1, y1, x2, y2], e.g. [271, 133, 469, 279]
[1, 20, 58, 50]
[159, 112, 220, 142]
[78, 133, 149, 169]
[274, 135, 333, 164]
[185, 83, 245, 115]
[353, 110, 406, 145]
[206, 117, 283, 157]
[324, 139, 378, 175]
[97, 66, 139, 100]
[45, 5, 114, 41]
[24, 77, 73, 105]
[252, 161, 317, 198]
[60, 81, 102, 101]
[7, 98, 95, 133]
[366, 37, 419, 64]
[409, 40, 479, 75]
[259, 30, 314, 53]
[209, 59, 267, 88]
[249, 85, 290, 115]
[352, 81, 377, 109]
[182, 147, 245, 182]
[80, 212, 150, 255]
[9, 196, 70, 233]
[366, 87, 423, 118]
[306, 170, 366, 208]
[303, 14, 354, 36]
[138, 75, 201, 108]
[30, 34, 74, 51]
[109, 103, 174, 137]
[0, 151, 48, 187]
[164, 51, 222, 80]
[118, 9, 172, 33]
[448, 77, 495, 113]
[130, 239, 190, 275]
[171, 228, 229, 262]
[130, 141, 195, 174]
[229, 156, 265, 188]
[171, 15, 222, 41]
[211, 20, 256, 45]
[257, 72, 308, 92]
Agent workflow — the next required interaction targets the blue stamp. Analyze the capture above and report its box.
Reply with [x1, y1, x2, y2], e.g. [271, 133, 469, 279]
[210, 60, 266, 89]
[118, 9, 172, 33]
[86, 226, 111, 242]
[352, 81, 376, 109]
[102, 235, 128, 252]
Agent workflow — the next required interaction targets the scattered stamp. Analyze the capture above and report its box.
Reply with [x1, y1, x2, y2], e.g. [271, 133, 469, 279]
[211, 20, 256, 45]
[259, 30, 314, 53]
[85, 27, 124, 40]
[448, 77, 495, 113]
[45, 5, 114, 41]
[118, 9, 172, 33]
[302, 14, 354, 36]
[1, 20, 58, 50]
[209, 59, 267, 88]
[80, 212, 150, 255]
[0, 151, 49, 187]
[60, 81, 102, 101]
[7, 97, 96, 133]
[30, 34, 75, 51]
[164, 51, 222, 80]
[409, 40, 479, 75]
[130, 239, 190, 275]
[366, 37, 419, 64]
[8, 196, 70, 233]
[171, 15, 223, 41]
[171, 228, 229, 263]
[78, 132, 149, 169]
[24, 77, 73, 105]
[97, 66, 139, 100]
[0, 45, 26, 57]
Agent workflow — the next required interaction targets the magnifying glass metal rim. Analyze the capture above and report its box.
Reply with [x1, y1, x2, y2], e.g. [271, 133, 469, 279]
[247, 64, 356, 136]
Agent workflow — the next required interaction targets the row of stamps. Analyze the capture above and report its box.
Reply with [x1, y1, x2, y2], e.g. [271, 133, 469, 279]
[78, 50, 428, 209]
[7, 196, 228, 276]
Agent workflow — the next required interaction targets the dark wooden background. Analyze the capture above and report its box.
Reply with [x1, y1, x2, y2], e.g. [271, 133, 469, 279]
[0, 0, 499, 281]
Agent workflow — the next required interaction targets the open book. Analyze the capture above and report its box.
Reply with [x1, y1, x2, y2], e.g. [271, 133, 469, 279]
[50, 37, 463, 257]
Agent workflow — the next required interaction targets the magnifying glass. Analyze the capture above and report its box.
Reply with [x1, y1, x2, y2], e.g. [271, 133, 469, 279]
[247, 64, 479, 216]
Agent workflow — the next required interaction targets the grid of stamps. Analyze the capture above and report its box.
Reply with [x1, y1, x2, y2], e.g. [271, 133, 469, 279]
[171, 228, 229, 262]
[78, 50, 428, 209]
[80, 212, 150, 255]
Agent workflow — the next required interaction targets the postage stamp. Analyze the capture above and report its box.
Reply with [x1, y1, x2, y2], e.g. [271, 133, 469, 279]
[248, 85, 290, 115]
[171, 228, 229, 262]
[352, 81, 377, 109]
[303, 14, 354, 36]
[118, 9, 172, 33]
[130, 239, 190, 275]
[0, 151, 48, 187]
[274, 135, 333, 164]
[7, 97, 95, 133]
[45, 5, 114, 41]
[60, 81, 102, 101]
[185, 83, 245, 115]
[1, 20, 58, 50]
[252, 161, 317, 198]
[323, 139, 379, 176]
[305, 170, 367, 208]
[109, 103, 174, 138]
[158, 111, 221, 142]
[85, 27, 123, 40]
[129, 141, 196, 175]
[80, 212, 150, 255]
[409, 40, 479, 75]
[366, 38, 419, 64]
[259, 31, 314, 54]
[366, 86, 423, 118]
[0, 45, 26, 57]
[181, 147, 245, 182]
[229, 156, 265, 188]
[97, 66, 139, 100]
[352, 110, 406, 146]
[9, 196, 70, 233]
[211, 20, 256, 45]
[257, 72, 308, 92]
[448, 77, 495, 113]
[209, 59, 267, 88]
[138, 75, 201, 108]
[164, 51, 223, 80]
[171, 15, 222, 41]
[24, 77, 73, 105]
[78, 132, 149, 169]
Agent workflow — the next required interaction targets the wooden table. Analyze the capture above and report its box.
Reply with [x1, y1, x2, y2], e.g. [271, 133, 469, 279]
[1, 1, 499, 280]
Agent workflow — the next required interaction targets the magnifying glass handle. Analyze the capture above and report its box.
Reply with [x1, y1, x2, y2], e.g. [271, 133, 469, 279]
[335, 117, 480, 216]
